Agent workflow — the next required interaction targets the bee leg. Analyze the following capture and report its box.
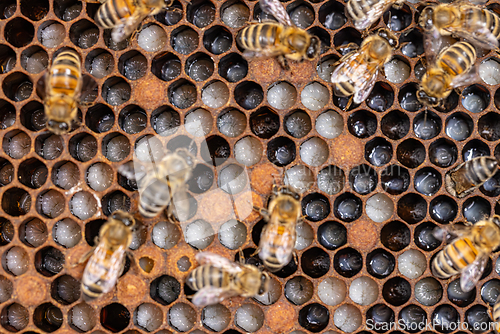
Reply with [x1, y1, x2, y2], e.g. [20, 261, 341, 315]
[238, 248, 246, 264]
[250, 247, 261, 258]
[253, 206, 270, 220]
[343, 95, 353, 111]
[336, 42, 358, 55]
[75, 247, 96, 267]
[292, 250, 299, 266]
[277, 56, 290, 71]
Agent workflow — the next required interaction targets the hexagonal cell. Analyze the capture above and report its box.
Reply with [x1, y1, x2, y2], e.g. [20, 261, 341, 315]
[53, 0, 82, 21]
[150, 275, 180, 305]
[186, 52, 214, 82]
[367, 248, 395, 278]
[70, 191, 98, 220]
[200, 135, 230, 166]
[19, 217, 47, 248]
[317, 165, 344, 195]
[384, 57, 410, 83]
[333, 304, 361, 333]
[235, 81, 264, 110]
[414, 221, 441, 251]
[2, 246, 29, 276]
[347, 109, 376, 139]
[447, 278, 476, 307]
[267, 136, 295, 167]
[398, 249, 426, 279]
[463, 196, 491, 224]
[366, 82, 393, 112]
[480, 55, 500, 86]
[138, 24, 167, 52]
[300, 137, 328, 167]
[398, 82, 422, 111]
[366, 193, 393, 223]
[187, 0, 215, 27]
[20, 101, 44, 132]
[365, 137, 392, 167]
[169, 303, 196, 332]
[35, 133, 63, 161]
[302, 193, 330, 222]
[218, 164, 248, 195]
[218, 219, 246, 250]
[185, 219, 215, 250]
[399, 28, 424, 58]
[381, 220, 410, 251]
[0, 159, 13, 187]
[445, 112, 473, 141]
[366, 304, 395, 331]
[35, 246, 64, 277]
[118, 105, 147, 134]
[235, 304, 264, 333]
[102, 77, 131, 106]
[413, 110, 441, 140]
[398, 193, 427, 225]
[2, 72, 33, 102]
[68, 303, 96, 332]
[234, 136, 262, 166]
[36, 189, 64, 219]
[301, 247, 330, 278]
[2, 188, 30, 216]
[18, 158, 47, 189]
[430, 195, 458, 224]
[152, 106, 180, 136]
[69, 132, 97, 162]
[481, 279, 500, 306]
[102, 133, 130, 163]
[414, 277, 442, 306]
[219, 53, 248, 82]
[20, 46, 48, 76]
[333, 27, 362, 51]
[155, 0, 183, 25]
[86, 162, 113, 192]
[462, 84, 490, 113]
[119, 51, 147, 80]
[429, 138, 457, 168]
[414, 167, 441, 196]
[172, 26, 199, 55]
[53, 218, 81, 248]
[202, 304, 231, 331]
[462, 139, 490, 161]
[285, 276, 314, 305]
[250, 107, 279, 139]
[286, 1, 314, 28]
[0, 219, 13, 246]
[349, 164, 377, 195]
[397, 138, 425, 168]
[1, 303, 28, 332]
[5, 17, 34, 47]
[334, 247, 362, 278]
[169, 79, 197, 109]
[334, 193, 362, 222]
[3, 130, 30, 161]
[152, 52, 181, 81]
[478, 112, 500, 142]
[380, 110, 409, 140]
[381, 164, 409, 195]
[221, 1, 249, 28]
[69, 19, 99, 48]
[101, 303, 130, 332]
[204, 26, 232, 55]
[319, 0, 346, 30]
[217, 108, 246, 137]
[0, 45, 16, 75]
[0, 1, 16, 19]
[104, 29, 128, 51]
[86, 103, 115, 133]
[134, 303, 162, 332]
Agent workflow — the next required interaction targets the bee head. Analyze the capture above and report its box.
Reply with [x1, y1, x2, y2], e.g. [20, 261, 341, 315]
[258, 272, 271, 295]
[418, 73, 447, 107]
[433, 5, 456, 29]
[419, 6, 436, 31]
[47, 119, 70, 134]
[111, 210, 136, 229]
[306, 36, 321, 60]
[45, 100, 73, 134]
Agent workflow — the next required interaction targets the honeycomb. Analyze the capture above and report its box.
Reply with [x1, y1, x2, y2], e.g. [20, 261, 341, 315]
[1, 0, 500, 333]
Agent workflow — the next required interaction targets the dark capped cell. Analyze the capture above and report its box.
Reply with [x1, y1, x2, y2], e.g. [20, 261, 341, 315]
[319, 0, 346, 30]
[399, 305, 427, 333]
[413, 110, 441, 140]
[250, 107, 280, 139]
[398, 193, 427, 224]
[481, 171, 500, 197]
[399, 29, 424, 58]
[447, 278, 476, 307]
[187, 164, 214, 194]
[445, 112, 473, 141]
[235, 81, 263, 110]
[479, 112, 500, 141]
[414, 167, 441, 196]
[382, 277, 411, 306]
[200, 135, 230, 166]
[347, 110, 377, 138]
[398, 83, 422, 111]
[429, 138, 458, 168]
[302, 193, 330, 222]
[366, 249, 395, 278]
[466, 305, 491, 334]
[414, 222, 441, 251]
[349, 164, 377, 195]
[150, 275, 181, 305]
[219, 53, 248, 82]
[285, 276, 314, 305]
[381, 221, 410, 251]
[381, 110, 410, 140]
[463, 196, 491, 224]
[462, 139, 490, 161]
[481, 279, 500, 305]
[333, 247, 362, 278]
[365, 137, 392, 167]
[317, 221, 347, 250]
[381, 165, 410, 195]
[298, 303, 329, 332]
[429, 196, 457, 224]
[366, 304, 395, 333]
[432, 305, 459, 334]
[366, 82, 394, 112]
[333, 193, 362, 222]
[397, 139, 425, 168]
[301, 247, 330, 278]
[35, 247, 64, 277]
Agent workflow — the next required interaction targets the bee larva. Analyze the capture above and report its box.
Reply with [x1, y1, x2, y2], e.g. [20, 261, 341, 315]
[445, 156, 498, 198]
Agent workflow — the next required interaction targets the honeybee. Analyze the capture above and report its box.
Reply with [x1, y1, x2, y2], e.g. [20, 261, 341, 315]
[331, 28, 398, 109]
[95, 0, 174, 43]
[118, 148, 195, 220]
[236, 0, 321, 70]
[419, 2, 500, 50]
[445, 156, 498, 198]
[80, 211, 135, 298]
[346, 0, 405, 31]
[431, 215, 500, 293]
[186, 252, 271, 306]
[253, 184, 302, 272]
[417, 27, 478, 107]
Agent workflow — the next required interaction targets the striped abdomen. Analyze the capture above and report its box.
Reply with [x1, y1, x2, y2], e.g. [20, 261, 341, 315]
[95, 0, 134, 29]
[186, 265, 230, 291]
[237, 23, 280, 52]
[259, 222, 296, 272]
[437, 41, 476, 77]
[48, 50, 81, 99]
[139, 177, 172, 218]
[346, 0, 383, 24]
[446, 156, 498, 198]
[493, 299, 500, 333]
[462, 7, 500, 41]
[431, 237, 478, 279]
[332, 52, 374, 99]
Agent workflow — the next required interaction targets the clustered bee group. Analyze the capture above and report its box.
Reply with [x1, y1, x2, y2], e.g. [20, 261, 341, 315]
[22, 0, 500, 329]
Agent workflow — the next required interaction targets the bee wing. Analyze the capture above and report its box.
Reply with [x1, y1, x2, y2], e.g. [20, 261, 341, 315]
[170, 184, 191, 222]
[450, 66, 479, 89]
[330, 51, 358, 83]
[433, 223, 471, 243]
[422, 26, 444, 65]
[461, 253, 489, 292]
[259, 0, 293, 26]
[36, 73, 48, 100]
[195, 252, 243, 274]
[446, 27, 499, 50]
[350, 0, 394, 31]
[353, 73, 377, 104]
[112, 8, 150, 43]
[242, 49, 284, 60]
[80, 74, 98, 103]
[117, 161, 148, 182]
[192, 287, 239, 307]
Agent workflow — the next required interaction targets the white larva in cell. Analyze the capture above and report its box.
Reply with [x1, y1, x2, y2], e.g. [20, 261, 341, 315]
[202, 81, 229, 108]
[222, 3, 249, 28]
[184, 219, 214, 250]
[6, 132, 30, 159]
[106, 135, 130, 162]
[134, 135, 165, 163]
[90, 53, 114, 78]
[152, 221, 181, 249]
[318, 277, 346, 306]
[284, 165, 314, 194]
[217, 109, 246, 137]
[54, 162, 79, 190]
[6, 303, 28, 331]
[70, 191, 98, 220]
[234, 136, 262, 166]
[253, 276, 281, 305]
[24, 51, 48, 74]
[40, 23, 65, 48]
[106, 82, 131, 106]
[124, 55, 147, 80]
[154, 110, 180, 136]
[129, 224, 146, 250]
[39, 190, 65, 218]
[496, 256, 500, 275]
[185, 108, 212, 137]
[384, 58, 410, 83]
[138, 25, 168, 52]
[0, 276, 13, 303]
[219, 164, 248, 194]
[63, 3, 82, 21]
[70, 303, 96, 332]
[398, 249, 426, 279]
[202, 304, 231, 332]
[4, 247, 29, 276]
[235, 304, 264, 332]
[365, 193, 393, 223]
[301, 82, 329, 111]
[317, 57, 337, 81]
[22, 219, 47, 247]
[53, 218, 82, 248]
[218, 219, 247, 250]
[169, 303, 196, 332]
[86, 163, 114, 191]
[316, 110, 343, 139]
[349, 276, 378, 305]
[267, 82, 297, 110]
[295, 222, 313, 250]
[333, 304, 362, 333]
[42, 134, 63, 160]
[300, 137, 329, 167]
[285, 111, 311, 138]
[462, 92, 486, 113]
[480, 58, 500, 85]
[135, 303, 163, 332]
[79, 28, 99, 48]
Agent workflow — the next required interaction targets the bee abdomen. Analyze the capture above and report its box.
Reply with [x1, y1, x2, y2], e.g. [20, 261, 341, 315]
[49, 50, 81, 96]
[139, 179, 171, 218]
[464, 7, 500, 40]
[431, 238, 478, 279]
[81, 282, 103, 298]
[95, 0, 133, 29]
[464, 157, 498, 185]
[186, 265, 226, 291]
[438, 42, 476, 77]
[346, 0, 378, 22]
[333, 80, 355, 98]
[237, 24, 278, 51]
